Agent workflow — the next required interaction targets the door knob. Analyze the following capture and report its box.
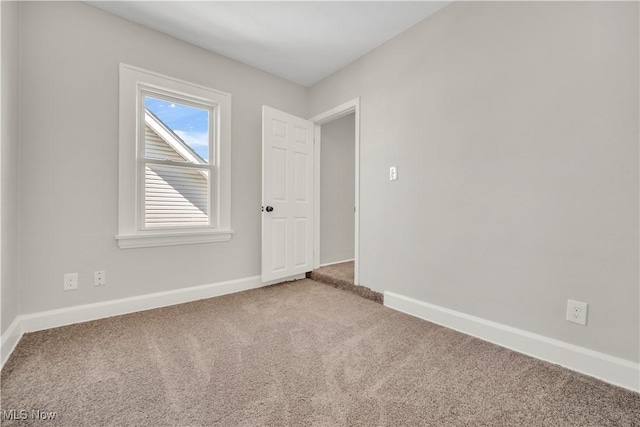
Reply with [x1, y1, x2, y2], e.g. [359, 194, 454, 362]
[266, 206, 274, 212]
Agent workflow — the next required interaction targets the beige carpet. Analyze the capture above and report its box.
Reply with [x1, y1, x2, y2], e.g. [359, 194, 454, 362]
[1, 279, 638, 426]
[313, 261, 355, 284]
[308, 261, 383, 304]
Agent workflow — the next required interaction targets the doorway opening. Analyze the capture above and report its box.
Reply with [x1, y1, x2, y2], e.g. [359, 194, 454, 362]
[309, 98, 360, 287]
[317, 112, 355, 286]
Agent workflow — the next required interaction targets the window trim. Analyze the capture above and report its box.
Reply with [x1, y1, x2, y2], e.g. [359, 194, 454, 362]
[116, 64, 232, 248]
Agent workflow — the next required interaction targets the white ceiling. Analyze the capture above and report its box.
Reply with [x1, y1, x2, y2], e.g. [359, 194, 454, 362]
[88, 1, 451, 87]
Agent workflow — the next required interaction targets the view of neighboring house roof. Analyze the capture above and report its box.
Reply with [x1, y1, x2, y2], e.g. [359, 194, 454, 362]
[145, 109, 206, 164]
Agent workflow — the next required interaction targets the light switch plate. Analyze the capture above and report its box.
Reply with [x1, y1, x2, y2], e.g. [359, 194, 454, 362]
[389, 166, 398, 181]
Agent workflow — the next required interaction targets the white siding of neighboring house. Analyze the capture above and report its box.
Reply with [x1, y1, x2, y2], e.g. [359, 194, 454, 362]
[144, 126, 185, 162]
[144, 124, 209, 227]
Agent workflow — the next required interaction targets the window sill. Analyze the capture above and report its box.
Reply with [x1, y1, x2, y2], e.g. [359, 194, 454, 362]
[115, 229, 233, 249]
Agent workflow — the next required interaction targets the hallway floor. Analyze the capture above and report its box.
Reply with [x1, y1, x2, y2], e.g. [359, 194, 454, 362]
[313, 261, 355, 283]
[307, 261, 382, 303]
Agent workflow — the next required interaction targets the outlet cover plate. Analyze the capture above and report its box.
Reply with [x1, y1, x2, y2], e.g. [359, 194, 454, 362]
[64, 273, 78, 291]
[94, 271, 106, 286]
[566, 299, 588, 325]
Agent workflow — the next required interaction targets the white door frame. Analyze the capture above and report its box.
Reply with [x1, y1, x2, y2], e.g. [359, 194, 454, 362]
[310, 98, 360, 285]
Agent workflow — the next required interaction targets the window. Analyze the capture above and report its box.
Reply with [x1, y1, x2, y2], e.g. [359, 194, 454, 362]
[142, 95, 211, 228]
[117, 64, 232, 248]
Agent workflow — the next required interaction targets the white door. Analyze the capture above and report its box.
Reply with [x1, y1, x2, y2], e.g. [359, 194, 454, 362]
[262, 106, 315, 282]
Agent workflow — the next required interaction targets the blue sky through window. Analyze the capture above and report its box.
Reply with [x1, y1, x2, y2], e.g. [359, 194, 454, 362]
[145, 96, 209, 161]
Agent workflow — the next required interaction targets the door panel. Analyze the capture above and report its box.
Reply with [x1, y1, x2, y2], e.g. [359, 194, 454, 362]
[294, 217, 308, 267]
[294, 152, 308, 201]
[262, 106, 314, 282]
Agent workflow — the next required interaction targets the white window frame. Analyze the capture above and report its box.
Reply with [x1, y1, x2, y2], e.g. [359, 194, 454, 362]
[116, 64, 232, 249]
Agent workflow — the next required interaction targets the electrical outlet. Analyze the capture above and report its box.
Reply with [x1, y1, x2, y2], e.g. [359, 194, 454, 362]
[566, 299, 588, 325]
[63, 273, 78, 291]
[94, 271, 106, 286]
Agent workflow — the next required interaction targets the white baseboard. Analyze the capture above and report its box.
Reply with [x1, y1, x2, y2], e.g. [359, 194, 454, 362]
[1, 317, 23, 368]
[320, 259, 354, 268]
[1, 274, 286, 369]
[384, 291, 640, 393]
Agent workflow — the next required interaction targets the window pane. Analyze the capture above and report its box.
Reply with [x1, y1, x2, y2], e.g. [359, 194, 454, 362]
[144, 163, 210, 228]
[144, 96, 210, 164]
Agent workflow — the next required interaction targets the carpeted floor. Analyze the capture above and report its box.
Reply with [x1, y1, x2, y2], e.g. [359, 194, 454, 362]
[1, 279, 638, 426]
[308, 261, 382, 304]
[313, 261, 355, 284]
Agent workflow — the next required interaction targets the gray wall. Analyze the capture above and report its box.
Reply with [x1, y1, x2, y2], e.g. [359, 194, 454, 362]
[320, 113, 355, 265]
[1, 1, 20, 334]
[17, 2, 306, 314]
[307, 2, 639, 362]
